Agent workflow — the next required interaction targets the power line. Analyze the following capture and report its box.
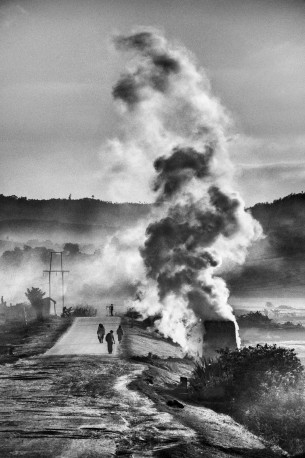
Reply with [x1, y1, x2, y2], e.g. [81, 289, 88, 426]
[43, 252, 69, 314]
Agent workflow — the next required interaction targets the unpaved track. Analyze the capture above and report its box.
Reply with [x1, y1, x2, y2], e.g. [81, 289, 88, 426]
[0, 315, 287, 457]
[0, 317, 196, 458]
[45, 316, 121, 356]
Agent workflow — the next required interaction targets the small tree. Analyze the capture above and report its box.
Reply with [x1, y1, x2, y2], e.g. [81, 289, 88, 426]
[25, 287, 46, 320]
[237, 311, 275, 328]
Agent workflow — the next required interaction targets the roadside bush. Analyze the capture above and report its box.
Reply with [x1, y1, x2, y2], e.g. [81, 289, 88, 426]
[240, 377, 305, 454]
[125, 307, 142, 320]
[142, 313, 162, 328]
[237, 311, 276, 328]
[190, 344, 305, 454]
[73, 305, 97, 317]
[190, 357, 229, 393]
[220, 344, 302, 398]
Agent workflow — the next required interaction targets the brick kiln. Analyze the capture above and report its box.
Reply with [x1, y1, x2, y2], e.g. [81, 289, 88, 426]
[203, 320, 238, 355]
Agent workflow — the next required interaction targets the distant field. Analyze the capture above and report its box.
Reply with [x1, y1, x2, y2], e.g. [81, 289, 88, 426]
[230, 295, 305, 312]
[232, 295, 305, 365]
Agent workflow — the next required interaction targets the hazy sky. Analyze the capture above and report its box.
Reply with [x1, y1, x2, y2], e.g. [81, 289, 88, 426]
[1, 0, 304, 205]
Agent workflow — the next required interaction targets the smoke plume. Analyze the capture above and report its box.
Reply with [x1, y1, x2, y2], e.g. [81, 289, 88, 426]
[110, 28, 261, 354]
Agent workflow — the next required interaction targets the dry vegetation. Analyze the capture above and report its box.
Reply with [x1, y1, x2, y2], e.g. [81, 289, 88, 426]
[0, 316, 73, 365]
[190, 344, 305, 455]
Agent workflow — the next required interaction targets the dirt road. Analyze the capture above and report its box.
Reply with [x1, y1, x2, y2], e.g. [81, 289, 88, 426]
[0, 314, 287, 457]
[45, 316, 121, 356]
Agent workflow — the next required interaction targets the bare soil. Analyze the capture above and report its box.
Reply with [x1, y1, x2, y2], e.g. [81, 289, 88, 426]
[0, 318, 288, 457]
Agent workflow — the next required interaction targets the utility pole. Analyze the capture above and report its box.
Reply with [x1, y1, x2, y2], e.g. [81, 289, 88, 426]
[43, 252, 69, 315]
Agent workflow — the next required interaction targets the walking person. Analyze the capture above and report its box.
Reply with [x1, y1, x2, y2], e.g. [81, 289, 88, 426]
[110, 304, 114, 316]
[97, 323, 105, 343]
[117, 325, 124, 344]
[105, 330, 115, 354]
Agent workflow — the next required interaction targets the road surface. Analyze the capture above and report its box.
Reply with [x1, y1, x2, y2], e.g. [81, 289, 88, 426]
[45, 315, 121, 356]
[0, 314, 286, 457]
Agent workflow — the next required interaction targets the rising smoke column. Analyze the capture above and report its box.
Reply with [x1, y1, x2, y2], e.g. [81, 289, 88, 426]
[112, 29, 261, 352]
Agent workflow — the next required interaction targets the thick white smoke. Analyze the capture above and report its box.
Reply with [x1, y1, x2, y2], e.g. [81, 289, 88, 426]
[0, 225, 146, 309]
[107, 28, 261, 354]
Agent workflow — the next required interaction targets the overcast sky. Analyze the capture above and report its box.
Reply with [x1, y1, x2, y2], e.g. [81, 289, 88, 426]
[0, 0, 304, 206]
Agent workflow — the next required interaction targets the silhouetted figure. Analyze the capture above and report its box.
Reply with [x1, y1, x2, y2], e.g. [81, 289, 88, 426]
[105, 330, 115, 354]
[110, 304, 114, 316]
[117, 325, 124, 343]
[62, 306, 72, 317]
[97, 323, 105, 343]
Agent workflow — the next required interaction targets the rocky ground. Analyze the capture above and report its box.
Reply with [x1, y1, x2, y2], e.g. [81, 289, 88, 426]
[0, 317, 288, 457]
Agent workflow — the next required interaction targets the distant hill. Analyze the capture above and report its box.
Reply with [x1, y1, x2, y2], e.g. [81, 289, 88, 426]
[0, 194, 150, 225]
[0, 194, 151, 242]
[1, 192, 305, 295]
[227, 192, 305, 296]
[250, 192, 305, 257]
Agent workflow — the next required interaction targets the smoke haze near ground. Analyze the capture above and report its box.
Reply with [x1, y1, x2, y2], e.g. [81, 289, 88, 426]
[0, 228, 146, 308]
[0, 197, 150, 307]
[110, 28, 261, 354]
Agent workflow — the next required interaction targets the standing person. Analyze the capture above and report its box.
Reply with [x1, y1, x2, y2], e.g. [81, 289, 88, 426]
[110, 304, 114, 316]
[117, 325, 124, 344]
[105, 330, 115, 354]
[97, 323, 105, 343]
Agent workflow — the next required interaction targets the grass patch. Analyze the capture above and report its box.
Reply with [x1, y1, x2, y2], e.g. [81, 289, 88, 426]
[56, 357, 130, 398]
[0, 316, 73, 364]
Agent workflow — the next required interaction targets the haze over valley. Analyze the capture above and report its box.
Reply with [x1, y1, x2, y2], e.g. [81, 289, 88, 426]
[1, 192, 305, 306]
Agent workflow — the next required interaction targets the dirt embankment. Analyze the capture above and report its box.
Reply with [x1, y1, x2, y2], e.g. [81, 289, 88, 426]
[0, 333, 199, 458]
[0, 316, 73, 365]
[0, 317, 288, 457]
[123, 320, 287, 458]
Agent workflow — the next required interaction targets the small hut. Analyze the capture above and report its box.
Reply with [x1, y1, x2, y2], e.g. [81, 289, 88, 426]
[41, 297, 57, 317]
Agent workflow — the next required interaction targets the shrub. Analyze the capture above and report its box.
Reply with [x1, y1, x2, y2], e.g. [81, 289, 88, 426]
[73, 305, 97, 317]
[190, 357, 228, 392]
[190, 344, 305, 454]
[125, 307, 142, 320]
[141, 313, 162, 328]
[237, 311, 275, 328]
[192, 344, 303, 399]
[219, 344, 302, 399]
[240, 377, 305, 454]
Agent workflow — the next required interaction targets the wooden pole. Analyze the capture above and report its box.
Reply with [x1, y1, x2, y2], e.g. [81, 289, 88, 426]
[43, 252, 69, 317]
[61, 252, 65, 310]
[23, 305, 28, 326]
